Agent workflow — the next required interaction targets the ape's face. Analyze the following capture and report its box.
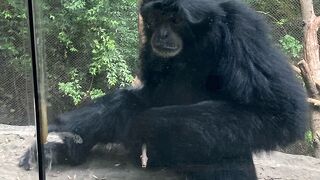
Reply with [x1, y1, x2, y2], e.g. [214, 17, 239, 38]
[140, 1, 185, 58]
[150, 19, 183, 58]
[140, 0, 222, 59]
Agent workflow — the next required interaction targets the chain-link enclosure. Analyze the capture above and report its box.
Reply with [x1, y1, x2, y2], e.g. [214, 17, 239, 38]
[0, 0, 34, 125]
[0, 0, 319, 132]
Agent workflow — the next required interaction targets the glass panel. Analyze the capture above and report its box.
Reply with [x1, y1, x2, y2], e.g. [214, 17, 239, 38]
[5, 0, 317, 180]
[0, 0, 38, 179]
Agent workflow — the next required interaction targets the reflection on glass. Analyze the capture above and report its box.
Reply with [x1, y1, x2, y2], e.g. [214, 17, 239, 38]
[0, 0, 38, 180]
[6, 0, 320, 180]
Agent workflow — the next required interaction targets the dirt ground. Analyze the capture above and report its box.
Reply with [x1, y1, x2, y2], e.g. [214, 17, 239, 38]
[0, 124, 320, 180]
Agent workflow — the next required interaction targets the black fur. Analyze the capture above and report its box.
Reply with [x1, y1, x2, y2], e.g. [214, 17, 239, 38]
[20, 0, 308, 179]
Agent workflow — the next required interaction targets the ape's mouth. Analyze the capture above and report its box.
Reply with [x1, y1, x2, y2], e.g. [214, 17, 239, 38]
[152, 43, 182, 58]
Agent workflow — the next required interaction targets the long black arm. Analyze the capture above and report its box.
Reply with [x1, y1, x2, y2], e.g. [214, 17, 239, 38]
[19, 88, 148, 169]
[127, 99, 306, 166]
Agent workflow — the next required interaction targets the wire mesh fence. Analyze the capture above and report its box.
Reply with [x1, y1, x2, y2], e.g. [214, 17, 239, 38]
[0, 0, 34, 125]
[0, 0, 318, 131]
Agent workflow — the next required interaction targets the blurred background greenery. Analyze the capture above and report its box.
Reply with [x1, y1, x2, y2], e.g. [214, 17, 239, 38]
[0, 0, 319, 125]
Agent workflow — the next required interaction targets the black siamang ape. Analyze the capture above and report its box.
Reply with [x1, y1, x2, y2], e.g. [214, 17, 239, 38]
[19, 0, 308, 179]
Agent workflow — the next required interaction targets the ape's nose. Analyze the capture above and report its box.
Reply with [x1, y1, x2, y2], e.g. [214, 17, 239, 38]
[159, 28, 169, 40]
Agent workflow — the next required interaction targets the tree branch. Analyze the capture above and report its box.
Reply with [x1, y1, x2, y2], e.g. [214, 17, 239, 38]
[298, 60, 320, 98]
[315, 16, 320, 27]
[292, 65, 302, 74]
[308, 98, 320, 106]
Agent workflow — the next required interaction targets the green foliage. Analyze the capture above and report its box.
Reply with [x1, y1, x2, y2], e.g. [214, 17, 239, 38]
[63, 0, 86, 10]
[58, 69, 85, 105]
[1, 0, 138, 106]
[58, 69, 106, 105]
[89, 88, 105, 99]
[279, 35, 303, 58]
[46, 0, 138, 105]
[305, 130, 314, 147]
[246, 0, 304, 61]
[276, 18, 288, 26]
[2, 0, 309, 108]
[247, 0, 301, 19]
[0, 0, 31, 74]
[58, 31, 78, 52]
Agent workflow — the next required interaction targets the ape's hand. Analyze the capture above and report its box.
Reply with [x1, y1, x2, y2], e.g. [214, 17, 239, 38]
[19, 140, 64, 170]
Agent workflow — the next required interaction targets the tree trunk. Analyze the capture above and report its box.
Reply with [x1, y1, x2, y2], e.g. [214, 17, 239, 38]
[300, 0, 320, 80]
[300, 0, 320, 158]
[138, 0, 145, 45]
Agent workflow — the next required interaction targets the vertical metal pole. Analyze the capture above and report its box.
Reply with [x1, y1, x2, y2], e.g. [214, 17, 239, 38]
[26, 0, 46, 179]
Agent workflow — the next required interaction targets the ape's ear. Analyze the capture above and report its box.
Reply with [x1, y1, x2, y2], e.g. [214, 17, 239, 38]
[216, 1, 282, 104]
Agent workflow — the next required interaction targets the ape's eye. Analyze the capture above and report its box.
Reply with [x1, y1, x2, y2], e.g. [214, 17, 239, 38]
[144, 19, 154, 29]
[144, 22, 151, 28]
[170, 16, 183, 25]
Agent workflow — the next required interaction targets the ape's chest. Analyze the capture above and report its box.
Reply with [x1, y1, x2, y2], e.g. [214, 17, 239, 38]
[150, 79, 210, 106]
